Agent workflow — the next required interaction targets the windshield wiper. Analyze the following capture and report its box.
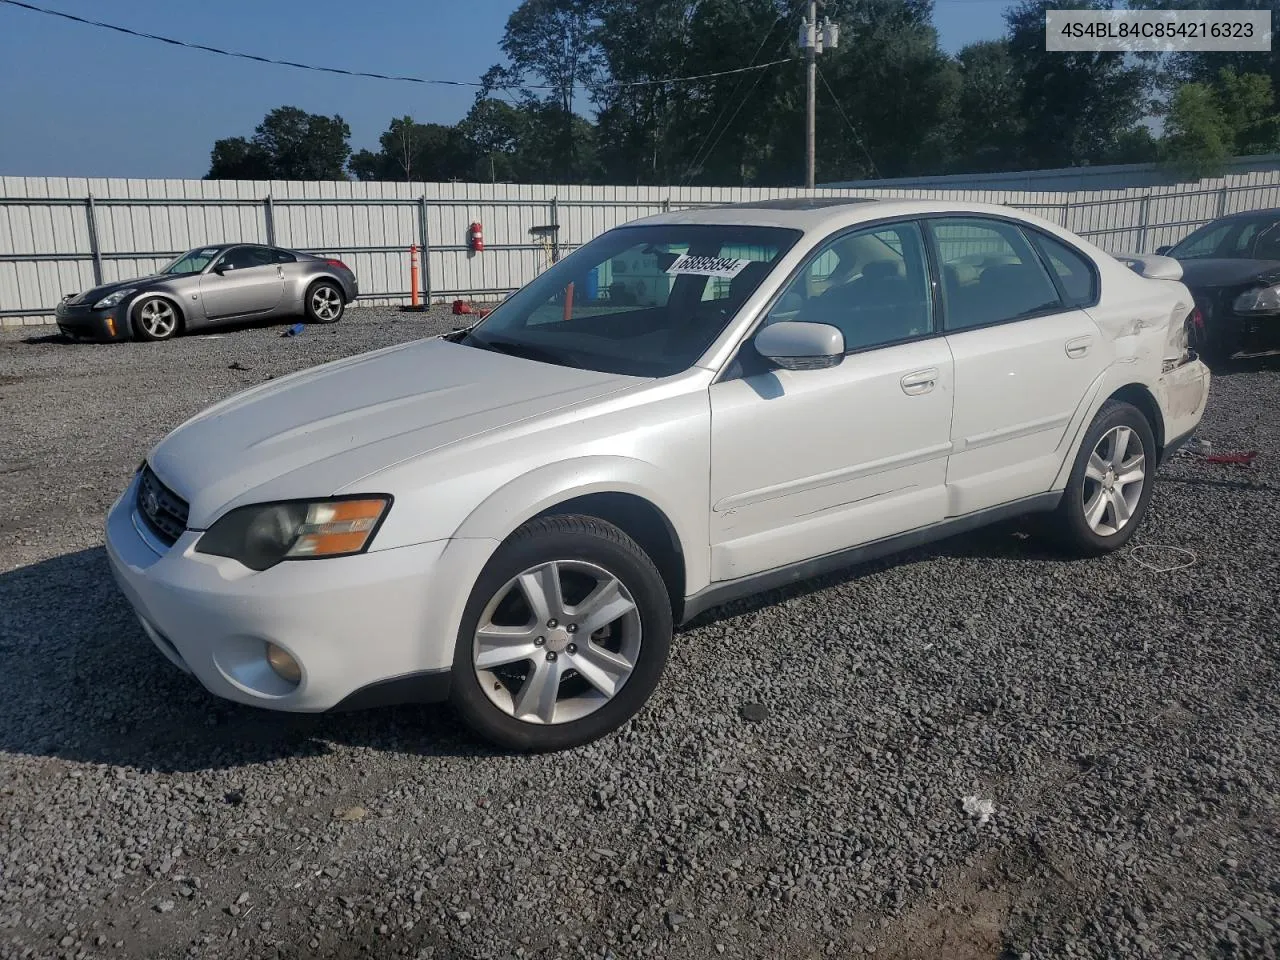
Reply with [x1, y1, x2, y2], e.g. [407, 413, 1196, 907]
[462, 334, 567, 367]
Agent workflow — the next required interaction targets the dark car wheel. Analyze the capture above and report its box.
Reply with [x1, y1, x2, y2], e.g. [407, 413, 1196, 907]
[305, 281, 345, 324]
[1049, 400, 1157, 556]
[450, 514, 673, 752]
[132, 296, 182, 342]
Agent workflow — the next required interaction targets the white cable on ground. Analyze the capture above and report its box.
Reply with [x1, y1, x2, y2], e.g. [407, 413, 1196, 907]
[1129, 544, 1198, 573]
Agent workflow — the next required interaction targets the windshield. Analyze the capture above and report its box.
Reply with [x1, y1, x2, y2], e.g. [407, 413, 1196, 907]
[1169, 215, 1280, 261]
[458, 224, 802, 377]
[160, 246, 222, 276]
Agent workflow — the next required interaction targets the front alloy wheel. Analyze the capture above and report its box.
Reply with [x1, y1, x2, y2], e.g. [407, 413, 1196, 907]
[133, 297, 179, 341]
[451, 514, 673, 751]
[474, 560, 642, 725]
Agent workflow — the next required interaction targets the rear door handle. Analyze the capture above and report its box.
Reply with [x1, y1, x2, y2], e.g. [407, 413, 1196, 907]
[901, 367, 939, 395]
[1065, 335, 1093, 358]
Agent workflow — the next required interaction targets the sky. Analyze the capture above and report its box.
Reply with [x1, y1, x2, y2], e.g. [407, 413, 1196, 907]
[0, 0, 1009, 180]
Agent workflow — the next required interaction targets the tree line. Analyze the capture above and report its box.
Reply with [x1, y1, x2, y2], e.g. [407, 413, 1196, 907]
[206, 0, 1280, 186]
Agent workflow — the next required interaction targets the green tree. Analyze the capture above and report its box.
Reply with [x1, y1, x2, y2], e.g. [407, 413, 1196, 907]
[485, 0, 602, 179]
[207, 137, 273, 180]
[1005, 0, 1154, 168]
[949, 40, 1025, 173]
[1160, 69, 1280, 179]
[349, 116, 473, 182]
[1162, 82, 1231, 179]
[207, 106, 352, 180]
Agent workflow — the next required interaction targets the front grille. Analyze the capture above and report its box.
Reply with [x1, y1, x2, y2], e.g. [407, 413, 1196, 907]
[135, 465, 189, 546]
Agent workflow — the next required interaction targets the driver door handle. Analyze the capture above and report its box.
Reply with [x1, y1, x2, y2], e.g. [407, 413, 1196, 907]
[901, 368, 939, 396]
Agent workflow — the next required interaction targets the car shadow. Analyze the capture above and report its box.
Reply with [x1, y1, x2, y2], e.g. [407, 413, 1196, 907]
[0, 547, 494, 773]
[0, 521, 1070, 772]
[682, 516, 1068, 630]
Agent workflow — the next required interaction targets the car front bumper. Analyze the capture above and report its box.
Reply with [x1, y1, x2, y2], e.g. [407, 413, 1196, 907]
[54, 301, 128, 341]
[104, 473, 458, 712]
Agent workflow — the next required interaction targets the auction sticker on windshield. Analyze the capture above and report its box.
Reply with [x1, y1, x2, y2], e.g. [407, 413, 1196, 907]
[665, 255, 753, 278]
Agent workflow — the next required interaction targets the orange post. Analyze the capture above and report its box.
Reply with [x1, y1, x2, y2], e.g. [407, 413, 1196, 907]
[409, 245, 420, 308]
[563, 281, 574, 321]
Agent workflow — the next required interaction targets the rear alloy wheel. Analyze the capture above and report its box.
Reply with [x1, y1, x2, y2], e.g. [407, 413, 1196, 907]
[305, 282, 345, 324]
[451, 515, 672, 751]
[132, 296, 180, 342]
[1050, 400, 1156, 555]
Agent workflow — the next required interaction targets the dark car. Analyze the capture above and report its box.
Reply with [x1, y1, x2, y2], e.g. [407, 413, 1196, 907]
[1156, 209, 1280, 363]
[55, 243, 359, 343]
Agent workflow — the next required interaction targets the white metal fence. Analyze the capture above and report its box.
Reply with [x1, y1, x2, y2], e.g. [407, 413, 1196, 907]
[4, 169, 1280, 326]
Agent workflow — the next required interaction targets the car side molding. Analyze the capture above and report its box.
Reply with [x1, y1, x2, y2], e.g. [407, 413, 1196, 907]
[680, 492, 1063, 625]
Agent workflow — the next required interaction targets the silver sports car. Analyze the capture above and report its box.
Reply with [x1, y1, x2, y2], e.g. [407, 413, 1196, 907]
[54, 243, 360, 342]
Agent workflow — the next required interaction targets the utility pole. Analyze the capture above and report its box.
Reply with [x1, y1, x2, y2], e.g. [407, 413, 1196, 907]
[805, 0, 817, 190]
[800, 7, 840, 189]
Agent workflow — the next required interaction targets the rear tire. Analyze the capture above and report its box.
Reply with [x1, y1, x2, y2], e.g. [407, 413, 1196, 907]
[304, 281, 345, 324]
[1049, 400, 1156, 556]
[450, 514, 673, 752]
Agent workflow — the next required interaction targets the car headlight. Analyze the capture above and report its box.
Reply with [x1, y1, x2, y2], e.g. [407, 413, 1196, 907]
[195, 496, 392, 571]
[1232, 284, 1280, 313]
[93, 288, 137, 309]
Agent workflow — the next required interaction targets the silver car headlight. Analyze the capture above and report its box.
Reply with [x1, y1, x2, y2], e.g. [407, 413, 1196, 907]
[194, 496, 392, 571]
[94, 288, 137, 309]
[1232, 284, 1280, 313]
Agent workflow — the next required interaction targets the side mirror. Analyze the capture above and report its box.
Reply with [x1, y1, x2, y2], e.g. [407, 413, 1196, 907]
[1155, 245, 1172, 256]
[753, 321, 845, 371]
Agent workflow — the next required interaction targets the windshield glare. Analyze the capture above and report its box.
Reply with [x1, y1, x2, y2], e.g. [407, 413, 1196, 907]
[161, 247, 221, 276]
[461, 224, 801, 377]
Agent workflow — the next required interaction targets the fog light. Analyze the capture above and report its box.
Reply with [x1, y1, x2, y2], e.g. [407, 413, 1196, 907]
[265, 642, 302, 684]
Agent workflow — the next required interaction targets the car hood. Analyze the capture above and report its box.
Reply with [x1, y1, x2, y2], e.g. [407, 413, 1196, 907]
[1175, 258, 1280, 290]
[147, 338, 641, 527]
[67, 274, 167, 304]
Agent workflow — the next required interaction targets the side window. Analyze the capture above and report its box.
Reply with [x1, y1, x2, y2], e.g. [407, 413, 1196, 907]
[929, 218, 1062, 331]
[1171, 223, 1231, 259]
[764, 221, 933, 352]
[216, 246, 272, 271]
[1028, 230, 1099, 307]
[1251, 222, 1280, 260]
[272, 249, 297, 264]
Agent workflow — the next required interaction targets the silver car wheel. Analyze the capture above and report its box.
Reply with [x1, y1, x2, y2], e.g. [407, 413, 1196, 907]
[311, 286, 342, 321]
[473, 560, 642, 726]
[1082, 425, 1146, 536]
[138, 300, 177, 338]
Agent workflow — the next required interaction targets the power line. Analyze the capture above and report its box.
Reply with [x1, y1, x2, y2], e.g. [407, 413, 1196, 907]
[681, 5, 795, 184]
[0, 0, 793, 92]
[816, 64, 881, 179]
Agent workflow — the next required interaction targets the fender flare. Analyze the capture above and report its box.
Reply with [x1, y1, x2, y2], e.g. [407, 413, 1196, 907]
[451, 455, 699, 574]
[419, 457, 705, 664]
[1050, 364, 1163, 490]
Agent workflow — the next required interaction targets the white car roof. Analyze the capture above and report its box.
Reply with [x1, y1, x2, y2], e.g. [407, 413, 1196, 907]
[625, 197, 1062, 236]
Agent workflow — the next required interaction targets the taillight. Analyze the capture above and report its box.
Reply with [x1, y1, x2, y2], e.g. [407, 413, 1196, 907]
[1190, 305, 1205, 333]
[324, 258, 349, 271]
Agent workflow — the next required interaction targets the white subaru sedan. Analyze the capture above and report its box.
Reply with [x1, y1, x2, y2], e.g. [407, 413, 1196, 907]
[106, 198, 1210, 751]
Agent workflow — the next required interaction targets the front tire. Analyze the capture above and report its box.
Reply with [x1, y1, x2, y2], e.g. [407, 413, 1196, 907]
[450, 515, 673, 752]
[1049, 400, 1156, 556]
[131, 296, 181, 342]
[305, 281, 345, 324]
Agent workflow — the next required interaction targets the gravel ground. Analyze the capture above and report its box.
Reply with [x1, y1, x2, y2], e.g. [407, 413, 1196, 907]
[1, 306, 1278, 960]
